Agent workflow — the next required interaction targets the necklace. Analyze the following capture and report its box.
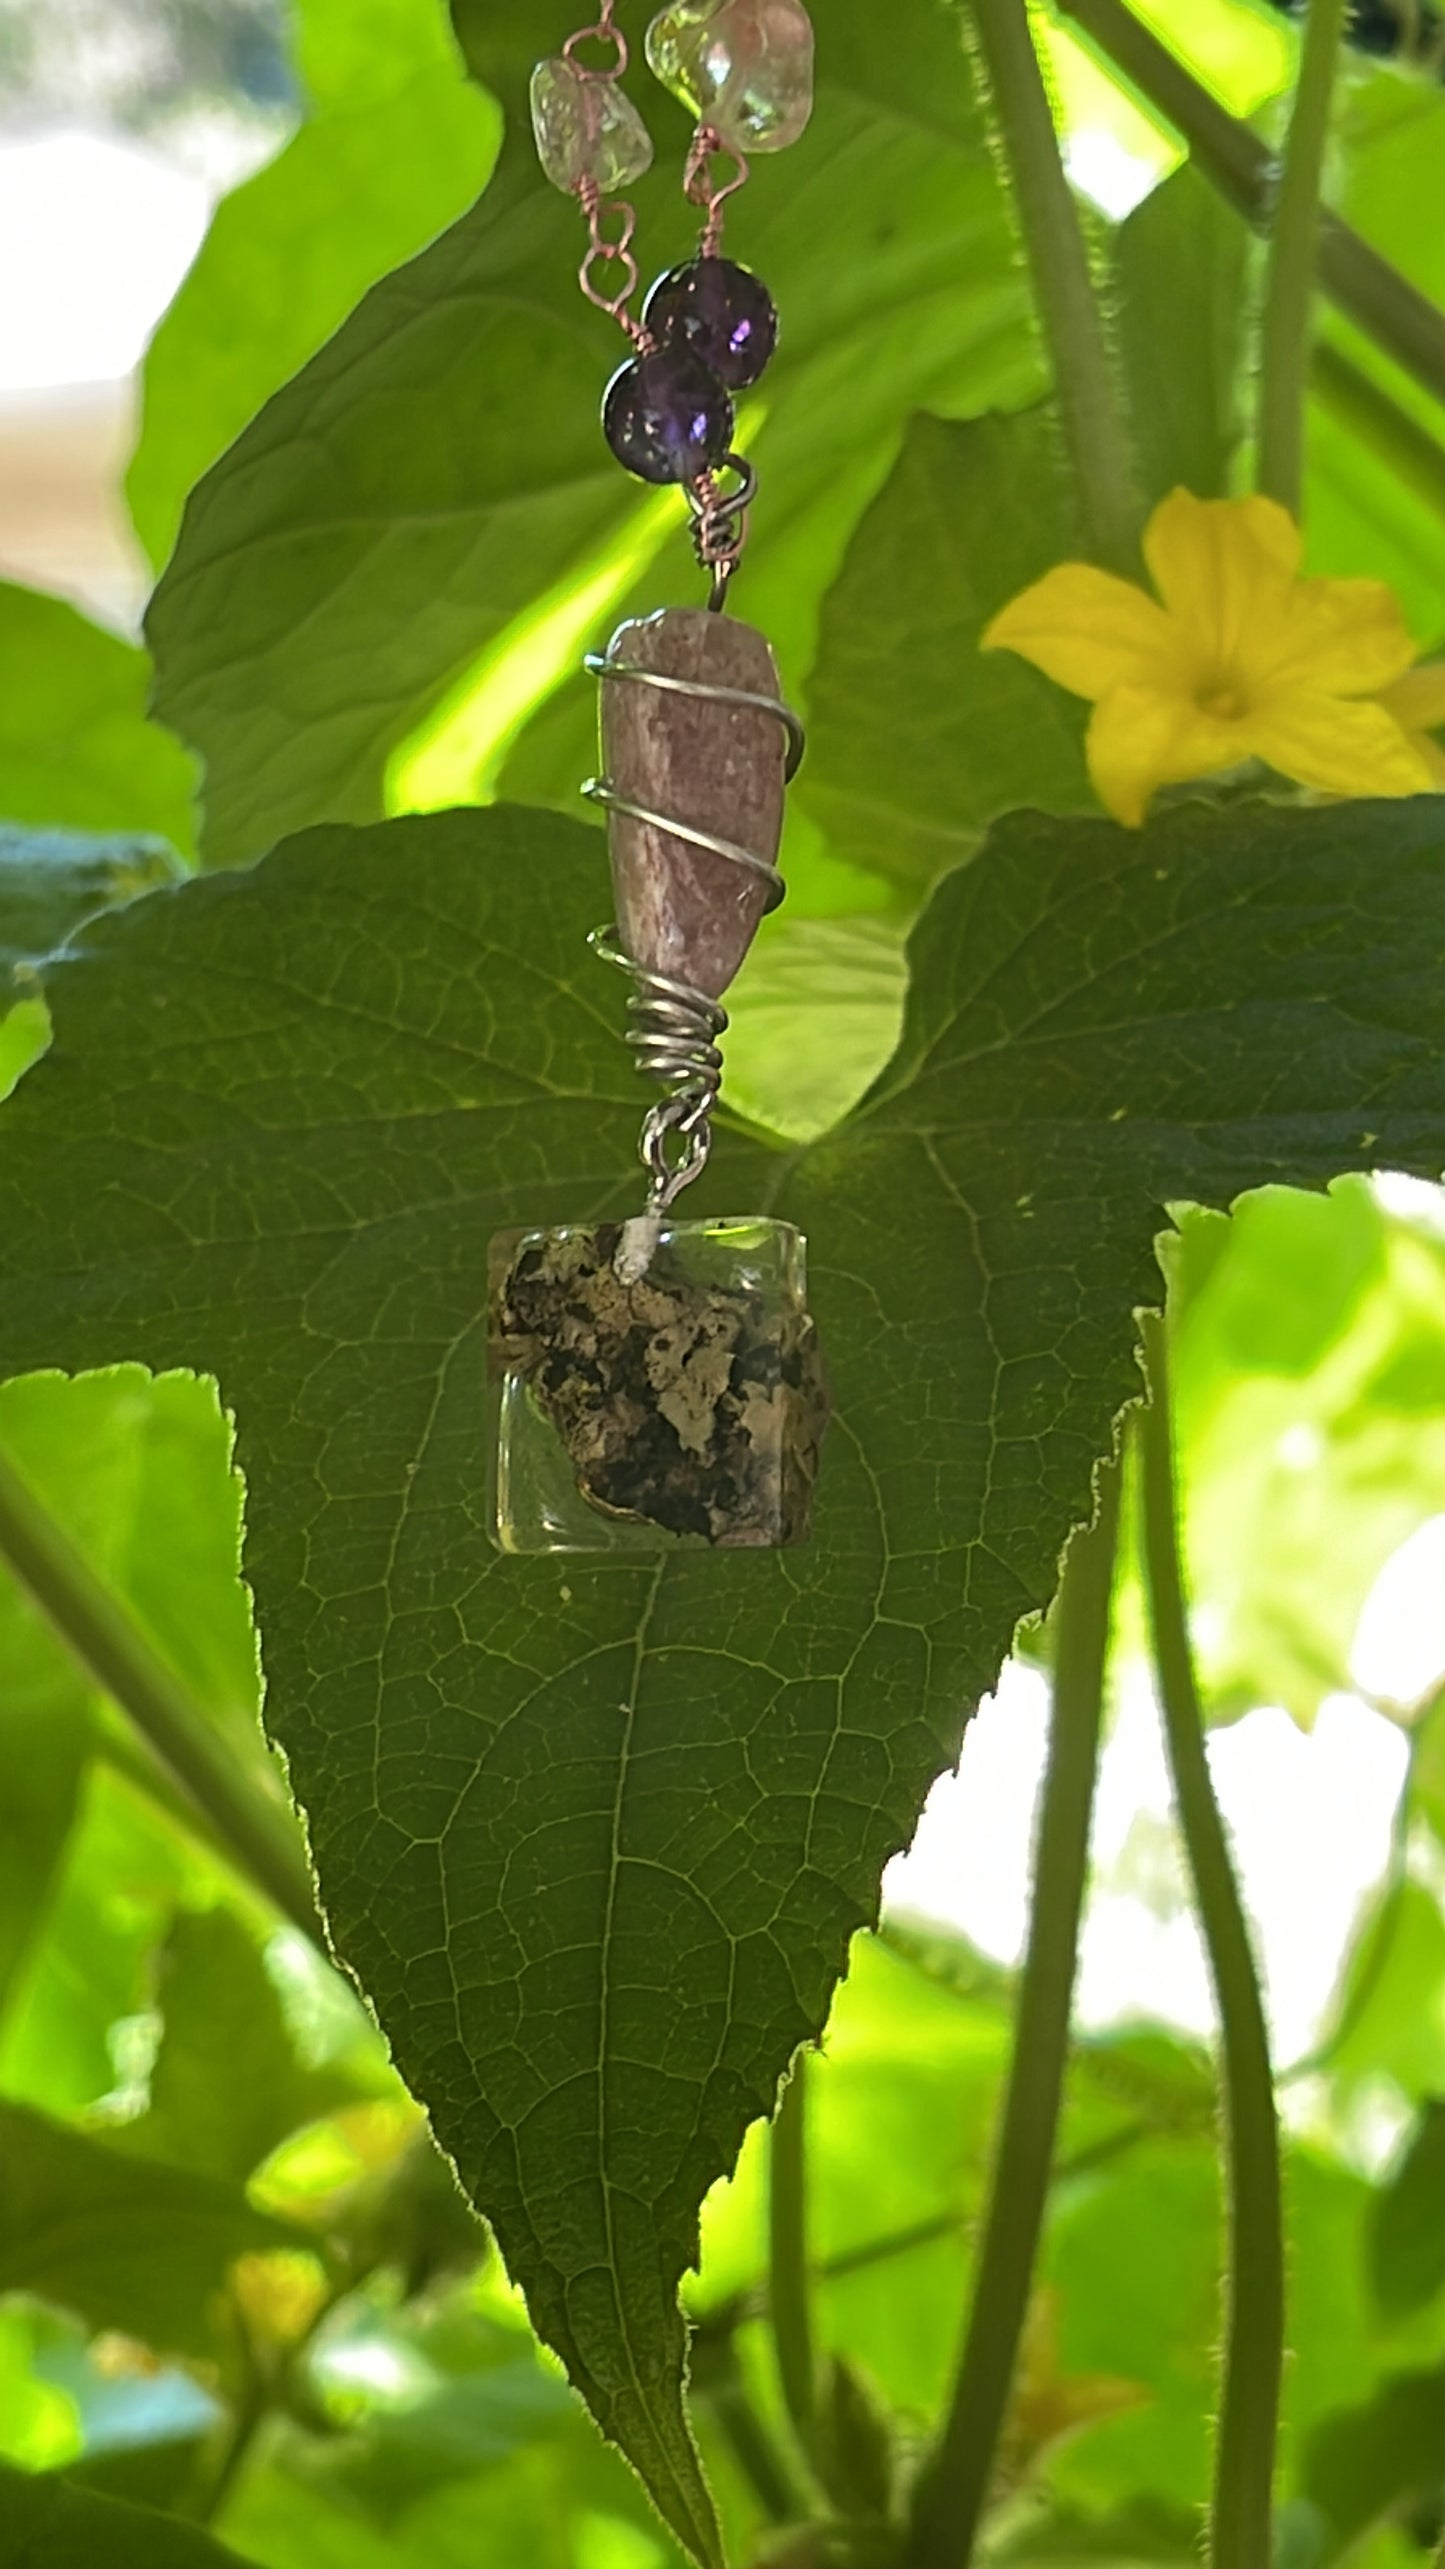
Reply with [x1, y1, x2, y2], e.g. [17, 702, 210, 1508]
[488, 0, 829, 1557]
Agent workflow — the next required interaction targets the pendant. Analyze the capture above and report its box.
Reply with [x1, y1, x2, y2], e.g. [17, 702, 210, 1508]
[488, 604, 828, 1554]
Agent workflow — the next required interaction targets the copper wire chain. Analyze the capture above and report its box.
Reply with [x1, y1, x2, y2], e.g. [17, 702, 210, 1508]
[561, 1, 650, 343]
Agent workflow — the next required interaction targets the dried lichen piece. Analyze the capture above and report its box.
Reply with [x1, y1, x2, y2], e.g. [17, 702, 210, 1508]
[490, 1222, 827, 1547]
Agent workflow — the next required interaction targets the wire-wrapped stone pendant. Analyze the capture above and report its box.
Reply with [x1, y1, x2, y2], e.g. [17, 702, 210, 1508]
[487, 604, 826, 1556]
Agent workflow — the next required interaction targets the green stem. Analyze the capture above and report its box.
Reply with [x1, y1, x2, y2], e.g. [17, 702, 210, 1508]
[906, 1457, 1122, 2569]
[769, 2053, 818, 2448]
[0, 1441, 323, 1946]
[1257, 0, 1350, 512]
[1054, 0, 1445, 412]
[970, 0, 1140, 566]
[1137, 1314, 1282, 2569]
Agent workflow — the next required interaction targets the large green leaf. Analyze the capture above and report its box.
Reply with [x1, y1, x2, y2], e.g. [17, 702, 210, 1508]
[1, 797, 1444, 2551]
[127, 0, 500, 573]
[0, 2462, 251, 2569]
[0, 2102, 303, 2360]
[148, 0, 1039, 866]
[0, 589, 196, 862]
[797, 408, 1091, 892]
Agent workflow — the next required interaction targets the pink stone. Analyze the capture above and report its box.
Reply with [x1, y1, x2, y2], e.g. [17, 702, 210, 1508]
[645, 0, 815, 156]
[598, 607, 789, 999]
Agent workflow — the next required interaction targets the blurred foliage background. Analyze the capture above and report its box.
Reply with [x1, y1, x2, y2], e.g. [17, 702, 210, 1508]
[2, 1, 1445, 2565]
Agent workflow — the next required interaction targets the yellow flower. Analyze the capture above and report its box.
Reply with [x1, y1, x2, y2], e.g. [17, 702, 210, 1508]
[1379, 661, 1445, 787]
[982, 487, 1436, 826]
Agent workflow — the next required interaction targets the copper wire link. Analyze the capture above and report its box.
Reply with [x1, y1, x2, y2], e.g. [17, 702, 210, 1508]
[688, 454, 758, 610]
[685, 123, 751, 259]
[576, 175, 652, 342]
[582, 650, 805, 1211]
[562, 0, 626, 75]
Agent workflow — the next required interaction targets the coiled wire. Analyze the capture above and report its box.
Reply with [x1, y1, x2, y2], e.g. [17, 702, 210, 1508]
[583, 649, 805, 1214]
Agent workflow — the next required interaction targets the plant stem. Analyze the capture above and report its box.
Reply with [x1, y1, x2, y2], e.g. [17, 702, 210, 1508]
[0, 1440, 323, 1945]
[1137, 1312, 1283, 2569]
[769, 2052, 818, 2449]
[1257, 0, 1350, 512]
[1055, 0, 1445, 413]
[970, 0, 1140, 566]
[906, 1457, 1122, 2569]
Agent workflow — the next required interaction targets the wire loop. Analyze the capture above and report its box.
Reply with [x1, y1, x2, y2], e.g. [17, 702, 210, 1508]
[685, 122, 750, 258]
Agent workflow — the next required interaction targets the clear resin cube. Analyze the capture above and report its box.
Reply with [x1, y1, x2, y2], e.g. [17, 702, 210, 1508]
[488, 1216, 826, 1554]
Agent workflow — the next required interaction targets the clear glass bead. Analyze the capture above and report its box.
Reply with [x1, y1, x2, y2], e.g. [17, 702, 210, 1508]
[529, 57, 655, 195]
[488, 1217, 827, 1553]
[645, 0, 815, 154]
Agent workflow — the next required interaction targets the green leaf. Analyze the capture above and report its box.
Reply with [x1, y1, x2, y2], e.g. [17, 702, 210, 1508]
[124, 1907, 355, 2182]
[0, 2462, 252, 2569]
[1042, 2141, 1218, 2511]
[1112, 162, 1249, 507]
[1304, 70, 1445, 635]
[1371, 2101, 1445, 2320]
[0, 588, 196, 862]
[0, 2102, 304, 2359]
[1162, 1184, 1445, 1722]
[0, 1763, 220, 2121]
[0, 1365, 274, 2108]
[148, 1, 1039, 866]
[1302, 2364, 1445, 2556]
[798, 409, 1092, 893]
[1325, 1880, 1445, 2104]
[0, 1669, 87, 2026]
[127, 0, 500, 573]
[2, 796, 1445, 2550]
[722, 916, 908, 1145]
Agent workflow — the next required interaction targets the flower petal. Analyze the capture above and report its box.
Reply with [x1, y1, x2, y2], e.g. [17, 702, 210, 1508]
[1085, 683, 1245, 828]
[1416, 734, 1445, 790]
[1380, 661, 1445, 732]
[1244, 577, 1418, 695]
[1244, 690, 1434, 799]
[982, 564, 1181, 703]
[1143, 490, 1301, 661]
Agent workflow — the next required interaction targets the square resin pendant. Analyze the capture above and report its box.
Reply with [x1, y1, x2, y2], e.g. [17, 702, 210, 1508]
[488, 1217, 827, 1554]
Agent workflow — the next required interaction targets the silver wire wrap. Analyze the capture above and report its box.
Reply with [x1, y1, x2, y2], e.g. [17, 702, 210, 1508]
[582, 649, 805, 1215]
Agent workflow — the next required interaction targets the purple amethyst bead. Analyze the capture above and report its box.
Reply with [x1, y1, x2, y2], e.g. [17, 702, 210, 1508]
[602, 347, 735, 485]
[643, 256, 779, 392]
